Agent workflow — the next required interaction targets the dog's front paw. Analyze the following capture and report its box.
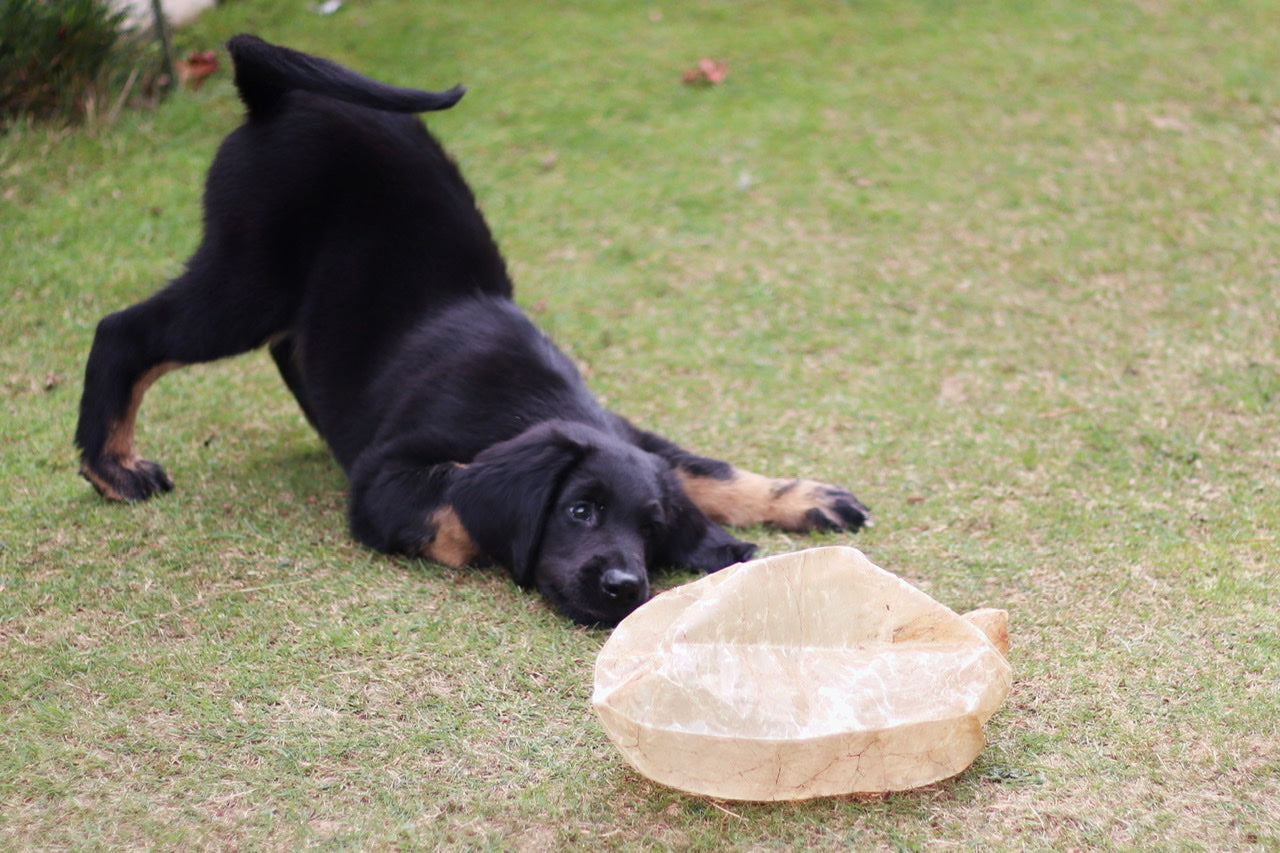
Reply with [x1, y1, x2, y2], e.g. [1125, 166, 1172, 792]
[81, 455, 174, 502]
[677, 468, 870, 533]
[688, 538, 758, 574]
[797, 484, 871, 533]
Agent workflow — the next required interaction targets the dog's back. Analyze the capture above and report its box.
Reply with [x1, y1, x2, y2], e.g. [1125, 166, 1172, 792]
[197, 38, 512, 463]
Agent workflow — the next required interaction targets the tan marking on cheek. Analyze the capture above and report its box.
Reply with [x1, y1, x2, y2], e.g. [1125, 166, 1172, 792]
[423, 505, 479, 567]
[677, 468, 829, 529]
[103, 361, 182, 463]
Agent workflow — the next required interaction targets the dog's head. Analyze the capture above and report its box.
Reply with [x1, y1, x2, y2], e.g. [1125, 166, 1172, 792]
[449, 421, 754, 625]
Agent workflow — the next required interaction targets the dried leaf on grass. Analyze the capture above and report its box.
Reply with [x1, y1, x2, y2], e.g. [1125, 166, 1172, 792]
[682, 58, 727, 86]
[176, 51, 219, 90]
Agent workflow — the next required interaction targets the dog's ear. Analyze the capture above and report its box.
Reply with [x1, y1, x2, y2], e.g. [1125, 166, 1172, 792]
[655, 470, 756, 572]
[448, 425, 590, 586]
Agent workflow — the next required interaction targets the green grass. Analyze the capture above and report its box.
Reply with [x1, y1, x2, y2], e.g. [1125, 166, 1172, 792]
[3, 0, 1279, 848]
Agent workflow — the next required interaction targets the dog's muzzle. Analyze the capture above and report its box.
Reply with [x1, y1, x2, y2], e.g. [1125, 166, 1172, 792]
[600, 567, 646, 606]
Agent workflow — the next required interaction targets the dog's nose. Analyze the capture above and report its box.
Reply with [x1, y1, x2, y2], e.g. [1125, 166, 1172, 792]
[600, 568, 645, 604]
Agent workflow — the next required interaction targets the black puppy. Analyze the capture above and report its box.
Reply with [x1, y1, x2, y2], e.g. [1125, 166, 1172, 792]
[75, 35, 870, 625]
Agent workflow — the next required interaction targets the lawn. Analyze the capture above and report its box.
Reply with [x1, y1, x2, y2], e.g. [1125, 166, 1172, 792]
[2, 0, 1278, 849]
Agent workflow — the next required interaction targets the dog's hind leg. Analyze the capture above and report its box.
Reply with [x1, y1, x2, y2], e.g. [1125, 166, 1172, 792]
[76, 249, 293, 501]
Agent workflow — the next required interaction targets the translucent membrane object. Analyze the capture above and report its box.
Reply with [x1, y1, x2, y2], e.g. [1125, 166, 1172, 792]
[592, 547, 1012, 800]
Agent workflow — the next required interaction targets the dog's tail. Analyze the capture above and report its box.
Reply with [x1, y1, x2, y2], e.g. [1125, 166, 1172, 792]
[226, 34, 465, 118]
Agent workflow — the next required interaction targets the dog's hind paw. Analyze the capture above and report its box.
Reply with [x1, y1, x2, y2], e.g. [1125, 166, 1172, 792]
[81, 456, 174, 502]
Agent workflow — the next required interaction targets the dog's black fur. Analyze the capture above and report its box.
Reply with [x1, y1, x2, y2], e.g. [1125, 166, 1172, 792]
[75, 35, 870, 625]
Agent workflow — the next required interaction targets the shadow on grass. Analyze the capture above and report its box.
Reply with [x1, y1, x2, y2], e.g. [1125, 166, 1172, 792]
[240, 446, 345, 501]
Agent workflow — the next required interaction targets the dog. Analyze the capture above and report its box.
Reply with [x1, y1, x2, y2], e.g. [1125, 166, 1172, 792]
[75, 35, 870, 625]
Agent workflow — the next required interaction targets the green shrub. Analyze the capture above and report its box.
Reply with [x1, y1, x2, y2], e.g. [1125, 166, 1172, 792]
[0, 0, 158, 127]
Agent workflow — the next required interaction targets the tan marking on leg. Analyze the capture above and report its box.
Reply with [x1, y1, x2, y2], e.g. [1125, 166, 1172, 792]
[79, 461, 126, 501]
[103, 361, 182, 465]
[81, 361, 182, 501]
[423, 505, 479, 567]
[677, 468, 827, 529]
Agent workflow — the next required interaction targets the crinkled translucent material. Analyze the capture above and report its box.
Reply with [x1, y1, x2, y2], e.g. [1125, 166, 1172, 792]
[592, 547, 1012, 800]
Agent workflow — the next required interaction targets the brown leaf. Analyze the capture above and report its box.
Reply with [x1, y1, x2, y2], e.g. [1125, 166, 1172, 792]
[176, 51, 220, 90]
[682, 58, 728, 86]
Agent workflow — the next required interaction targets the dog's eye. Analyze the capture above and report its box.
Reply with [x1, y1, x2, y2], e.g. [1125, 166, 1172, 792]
[568, 501, 596, 523]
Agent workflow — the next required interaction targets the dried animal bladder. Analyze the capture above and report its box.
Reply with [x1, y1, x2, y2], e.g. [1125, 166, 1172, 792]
[593, 547, 1012, 800]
